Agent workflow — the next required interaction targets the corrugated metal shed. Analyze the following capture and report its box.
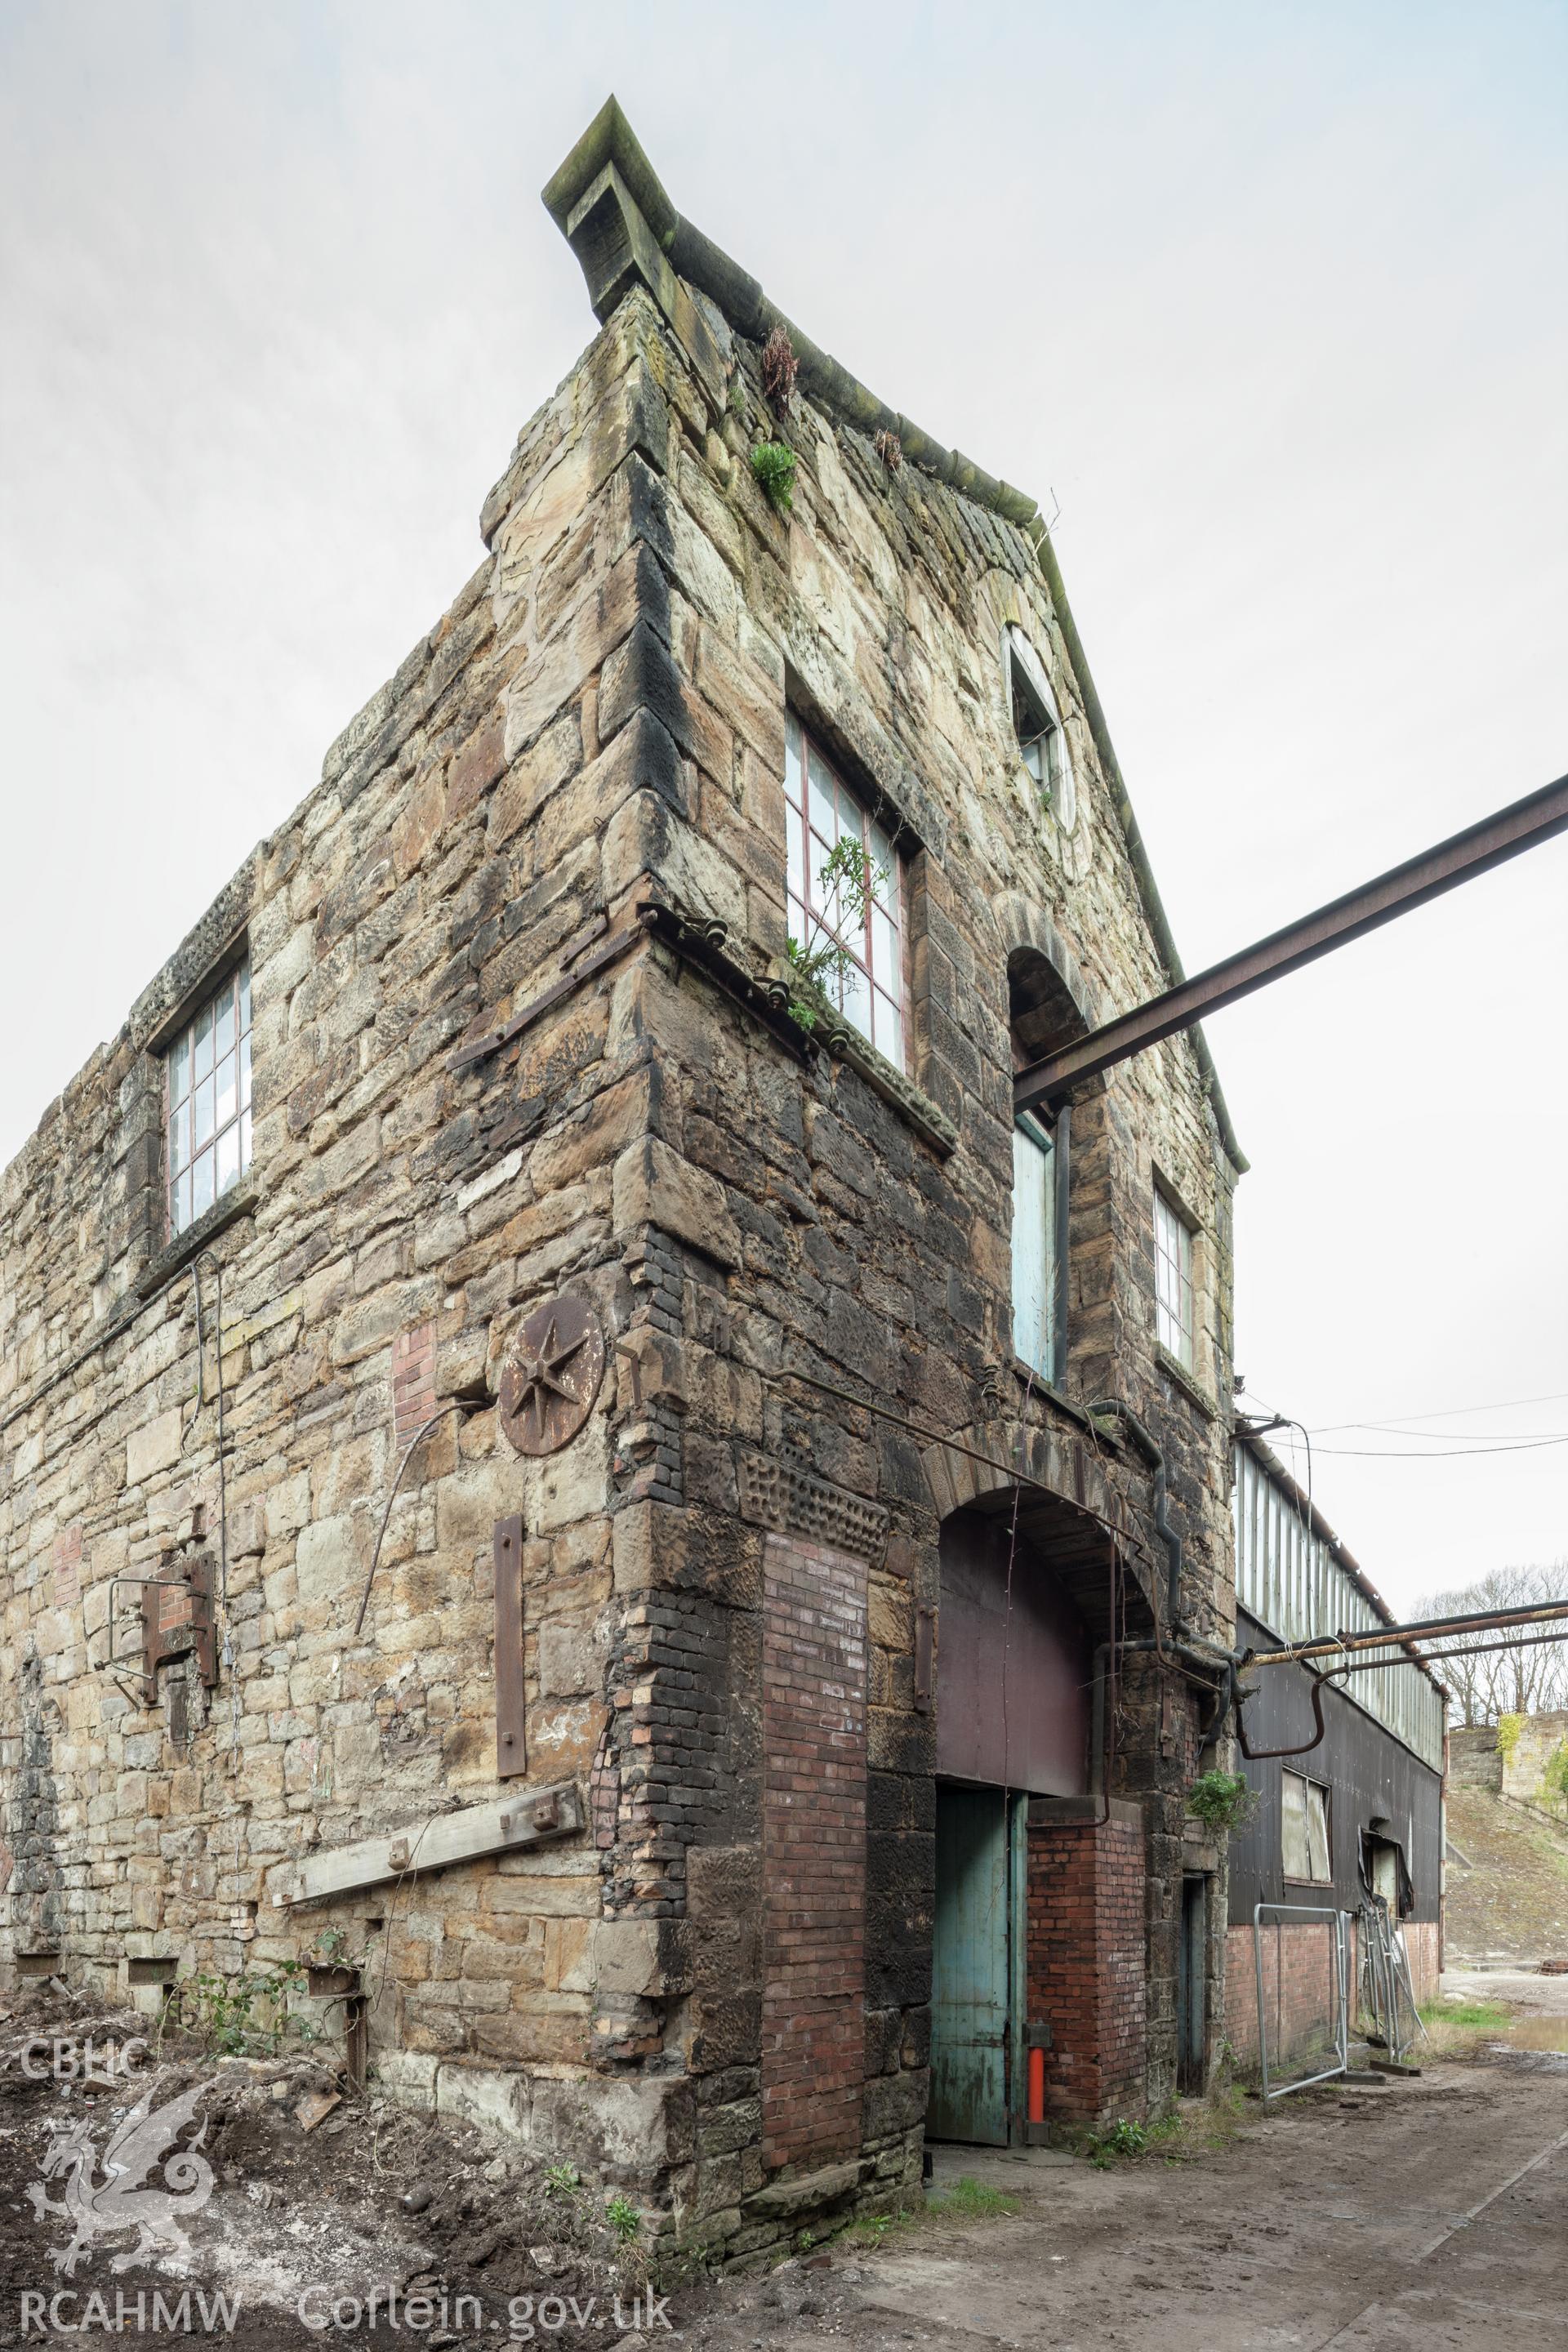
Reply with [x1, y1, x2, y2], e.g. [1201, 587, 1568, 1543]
[1232, 1434, 1446, 1772]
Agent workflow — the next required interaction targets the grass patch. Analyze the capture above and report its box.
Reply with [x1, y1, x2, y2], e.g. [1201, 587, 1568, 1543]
[932, 2176, 1021, 2218]
[1417, 1993, 1517, 2060]
[832, 2174, 1019, 2253]
[1421, 1998, 1512, 2029]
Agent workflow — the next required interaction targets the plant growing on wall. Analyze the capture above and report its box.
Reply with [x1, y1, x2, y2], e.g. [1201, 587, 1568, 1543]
[785, 837, 889, 1029]
[750, 439, 797, 514]
[1496, 1712, 1526, 1762]
[873, 428, 902, 472]
[1185, 1769, 1258, 1837]
[1543, 1740, 1568, 1811]
[760, 323, 798, 411]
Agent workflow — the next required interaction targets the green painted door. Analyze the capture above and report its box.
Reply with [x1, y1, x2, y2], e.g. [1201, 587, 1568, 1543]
[929, 1784, 1010, 2145]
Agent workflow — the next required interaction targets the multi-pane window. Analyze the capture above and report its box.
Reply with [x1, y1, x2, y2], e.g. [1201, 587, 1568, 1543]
[1153, 1186, 1196, 1367]
[784, 712, 905, 1070]
[166, 961, 252, 1237]
[1281, 1771, 1332, 1883]
[1012, 1115, 1057, 1381]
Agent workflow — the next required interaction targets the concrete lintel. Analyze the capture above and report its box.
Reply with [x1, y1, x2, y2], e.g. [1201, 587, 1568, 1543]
[1026, 1795, 1143, 1831]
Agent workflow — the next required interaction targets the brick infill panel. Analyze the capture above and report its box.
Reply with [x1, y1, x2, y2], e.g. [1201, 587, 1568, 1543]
[760, 1531, 868, 2172]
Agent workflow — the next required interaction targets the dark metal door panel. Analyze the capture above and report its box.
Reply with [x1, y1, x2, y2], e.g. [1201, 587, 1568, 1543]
[929, 1784, 1009, 2145]
[1178, 1875, 1206, 2090]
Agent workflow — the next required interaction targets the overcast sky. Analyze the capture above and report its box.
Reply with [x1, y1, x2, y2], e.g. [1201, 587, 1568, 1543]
[2, 2, 1563, 1614]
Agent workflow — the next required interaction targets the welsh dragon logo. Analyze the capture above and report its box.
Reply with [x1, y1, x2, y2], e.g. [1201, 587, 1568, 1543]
[26, 2079, 216, 2275]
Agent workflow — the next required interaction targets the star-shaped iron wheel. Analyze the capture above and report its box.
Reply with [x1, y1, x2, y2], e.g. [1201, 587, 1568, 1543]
[510, 1312, 591, 1447]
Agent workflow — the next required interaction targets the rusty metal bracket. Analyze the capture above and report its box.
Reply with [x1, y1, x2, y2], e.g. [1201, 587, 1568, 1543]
[95, 1566, 216, 1706]
[493, 1514, 526, 1779]
[914, 1606, 935, 1712]
[143, 1557, 218, 1694]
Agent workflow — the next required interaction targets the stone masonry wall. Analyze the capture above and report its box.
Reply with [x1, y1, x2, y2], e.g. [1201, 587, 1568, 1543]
[3, 199, 1240, 2254]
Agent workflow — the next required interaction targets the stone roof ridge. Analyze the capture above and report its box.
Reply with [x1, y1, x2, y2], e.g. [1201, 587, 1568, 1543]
[542, 96, 1246, 1174]
[541, 96, 1040, 532]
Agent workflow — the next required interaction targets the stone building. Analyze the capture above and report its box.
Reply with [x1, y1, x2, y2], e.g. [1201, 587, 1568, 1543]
[1, 100, 1246, 2250]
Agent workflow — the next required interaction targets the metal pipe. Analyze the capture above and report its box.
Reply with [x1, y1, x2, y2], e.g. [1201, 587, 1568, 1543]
[1089, 1644, 1111, 1796]
[1245, 1596, 1568, 1668]
[1323, 1627, 1568, 1677]
[351, 1403, 482, 1637]
[1235, 1669, 1330, 1761]
[1016, 771, 1568, 1112]
[1089, 1400, 1183, 1624]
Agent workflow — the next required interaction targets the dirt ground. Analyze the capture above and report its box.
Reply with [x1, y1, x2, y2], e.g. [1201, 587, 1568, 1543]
[1, 1978, 1564, 2348]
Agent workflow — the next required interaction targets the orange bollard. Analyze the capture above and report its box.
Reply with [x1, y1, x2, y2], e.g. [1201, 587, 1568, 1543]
[1027, 2044, 1046, 2124]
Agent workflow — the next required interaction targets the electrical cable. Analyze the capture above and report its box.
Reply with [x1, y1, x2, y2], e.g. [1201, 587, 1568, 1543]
[1302, 1434, 1568, 1459]
[1307, 1386, 1568, 1432]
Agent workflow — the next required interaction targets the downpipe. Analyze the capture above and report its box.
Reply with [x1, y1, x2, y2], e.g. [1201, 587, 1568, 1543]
[1088, 1397, 1183, 1626]
[1086, 1401, 1334, 1761]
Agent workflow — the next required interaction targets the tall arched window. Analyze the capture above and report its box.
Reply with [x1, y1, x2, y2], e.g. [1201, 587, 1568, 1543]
[1011, 1110, 1058, 1379]
[1008, 947, 1080, 1384]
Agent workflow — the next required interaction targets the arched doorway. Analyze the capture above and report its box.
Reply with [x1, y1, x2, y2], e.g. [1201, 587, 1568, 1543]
[921, 1428, 1159, 2142]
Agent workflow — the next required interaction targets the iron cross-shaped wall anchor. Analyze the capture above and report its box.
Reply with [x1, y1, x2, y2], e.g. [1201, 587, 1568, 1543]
[498, 1294, 606, 1456]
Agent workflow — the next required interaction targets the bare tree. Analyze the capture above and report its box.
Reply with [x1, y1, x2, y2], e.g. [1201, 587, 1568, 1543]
[1414, 1563, 1568, 1726]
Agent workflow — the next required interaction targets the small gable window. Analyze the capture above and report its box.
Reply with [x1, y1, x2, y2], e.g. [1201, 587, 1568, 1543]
[1007, 629, 1075, 829]
[784, 712, 906, 1071]
[166, 960, 252, 1236]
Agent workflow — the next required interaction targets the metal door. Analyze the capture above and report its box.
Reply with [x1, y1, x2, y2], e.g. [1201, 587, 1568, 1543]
[1178, 1874, 1206, 2091]
[929, 1784, 1010, 2144]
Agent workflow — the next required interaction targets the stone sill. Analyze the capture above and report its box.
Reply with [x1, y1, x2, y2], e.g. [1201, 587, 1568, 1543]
[830, 1030, 956, 1157]
[136, 1183, 259, 1300]
[1155, 1341, 1218, 1421]
[1007, 1362, 1101, 1437]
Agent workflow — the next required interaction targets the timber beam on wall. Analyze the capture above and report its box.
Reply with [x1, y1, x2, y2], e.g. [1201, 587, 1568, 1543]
[271, 1781, 585, 1908]
[1013, 773, 1568, 1116]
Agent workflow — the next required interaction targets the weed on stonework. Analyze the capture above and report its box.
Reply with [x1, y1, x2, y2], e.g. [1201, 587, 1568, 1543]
[605, 2194, 643, 2245]
[161, 1960, 318, 2059]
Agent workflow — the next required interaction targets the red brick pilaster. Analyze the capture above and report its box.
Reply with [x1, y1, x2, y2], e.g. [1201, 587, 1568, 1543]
[1027, 1800, 1146, 2122]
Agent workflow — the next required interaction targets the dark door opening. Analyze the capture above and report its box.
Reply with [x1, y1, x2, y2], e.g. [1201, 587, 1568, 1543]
[1177, 1873, 1207, 2093]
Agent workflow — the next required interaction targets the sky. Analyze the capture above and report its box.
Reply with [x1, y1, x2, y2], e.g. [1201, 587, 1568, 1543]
[2, 1, 1564, 1614]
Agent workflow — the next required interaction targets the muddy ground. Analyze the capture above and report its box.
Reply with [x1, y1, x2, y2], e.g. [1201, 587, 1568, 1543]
[1, 1979, 1563, 2348]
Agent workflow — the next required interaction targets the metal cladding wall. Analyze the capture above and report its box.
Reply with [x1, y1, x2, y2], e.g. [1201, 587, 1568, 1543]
[1227, 1609, 1442, 1926]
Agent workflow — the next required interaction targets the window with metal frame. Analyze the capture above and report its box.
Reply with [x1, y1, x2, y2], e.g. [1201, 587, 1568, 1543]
[1012, 1112, 1058, 1382]
[784, 711, 906, 1070]
[1281, 1770, 1332, 1883]
[1153, 1184, 1196, 1367]
[165, 960, 252, 1237]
